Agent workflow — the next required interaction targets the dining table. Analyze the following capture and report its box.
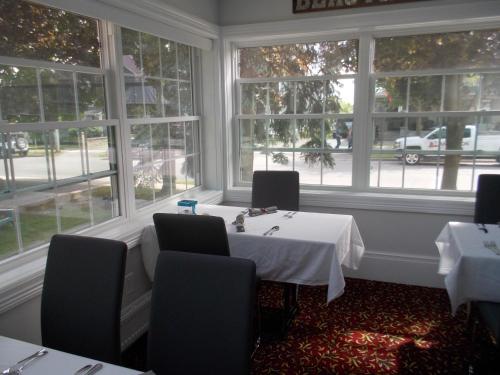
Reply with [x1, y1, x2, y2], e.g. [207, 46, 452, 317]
[141, 204, 365, 303]
[0, 335, 142, 374]
[436, 222, 500, 315]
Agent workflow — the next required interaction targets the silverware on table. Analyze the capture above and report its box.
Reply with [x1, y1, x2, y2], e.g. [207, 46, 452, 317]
[2, 348, 48, 374]
[263, 225, 280, 236]
[283, 211, 292, 218]
[74, 364, 93, 375]
[84, 363, 103, 375]
[476, 223, 488, 233]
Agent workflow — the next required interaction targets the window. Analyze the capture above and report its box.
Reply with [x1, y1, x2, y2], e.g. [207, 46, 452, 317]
[234, 29, 500, 193]
[237, 41, 358, 186]
[121, 28, 201, 208]
[371, 29, 500, 191]
[0, 1, 119, 260]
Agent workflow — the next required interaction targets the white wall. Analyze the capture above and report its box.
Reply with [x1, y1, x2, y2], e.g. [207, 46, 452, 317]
[158, 0, 219, 24]
[218, 0, 495, 26]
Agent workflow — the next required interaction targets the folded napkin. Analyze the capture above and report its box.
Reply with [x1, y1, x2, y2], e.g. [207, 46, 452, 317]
[248, 206, 278, 217]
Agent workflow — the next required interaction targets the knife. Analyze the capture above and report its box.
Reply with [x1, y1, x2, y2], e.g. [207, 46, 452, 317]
[84, 363, 103, 375]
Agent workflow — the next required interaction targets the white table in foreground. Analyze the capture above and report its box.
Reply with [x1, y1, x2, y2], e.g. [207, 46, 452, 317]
[141, 204, 365, 303]
[436, 222, 500, 315]
[0, 336, 141, 375]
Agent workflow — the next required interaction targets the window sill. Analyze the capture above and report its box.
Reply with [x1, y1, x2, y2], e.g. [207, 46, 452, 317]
[0, 189, 224, 315]
[224, 187, 474, 216]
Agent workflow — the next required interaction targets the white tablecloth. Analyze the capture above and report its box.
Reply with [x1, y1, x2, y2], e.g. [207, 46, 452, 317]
[436, 222, 500, 315]
[141, 204, 365, 303]
[0, 336, 141, 375]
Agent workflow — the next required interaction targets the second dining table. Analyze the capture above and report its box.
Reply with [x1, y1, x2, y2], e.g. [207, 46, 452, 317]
[141, 204, 365, 303]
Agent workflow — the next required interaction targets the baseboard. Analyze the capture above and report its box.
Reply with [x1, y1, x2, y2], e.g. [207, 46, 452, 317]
[343, 250, 445, 289]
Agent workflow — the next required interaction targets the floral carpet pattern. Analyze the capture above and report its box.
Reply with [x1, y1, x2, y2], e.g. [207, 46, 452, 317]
[253, 278, 496, 375]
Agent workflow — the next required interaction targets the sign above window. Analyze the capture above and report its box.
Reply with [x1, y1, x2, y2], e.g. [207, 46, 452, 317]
[293, 0, 429, 14]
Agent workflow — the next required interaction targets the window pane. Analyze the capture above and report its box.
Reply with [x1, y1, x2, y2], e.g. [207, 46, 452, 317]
[151, 124, 172, 200]
[0, 203, 17, 260]
[186, 156, 196, 190]
[141, 33, 160, 77]
[239, 40, 358, 78]
[179, 82, 193, 116]
[295, 152, 321, 185]
[296, 119, 323, 149]
[163, 81, 179, 117]
[241, 82, 293, 115]
[91, 176, 118, 223]
[58, 182, 91, 233]
[409, 76, 442, 112]
[296, 81, 324, 114]
[172, 158, 187, 194]
[78, 73, 106, 121]
[122, 28, 142, 76]
[374, 29, 500, 72]
[169, 123, 185, 157]
[375, 78, 407, 112]
[41, 69, 76, 121]
[53, 128, 84, 179]
[125, 76, 144, 118]
[326, 79, 354, 114]
[269, 120, 294, 148]
[323, 152, 352, 186]
[0, 0, 101, 67]
[0, 66, 40, 123]
[87, 126, 116, 174]
[131, 124, 154, 207]
[325, 119, 352, 150]
[144, 78, 162, 117]
[18, 190, 57, 250]
[240, 119, 266, 149]
[161, 40, 177, 79]
[11, 131, 50, 190]
[177, 44, 191, 81]
[268, 151, 293, 171]
[186, 122, 194, 155]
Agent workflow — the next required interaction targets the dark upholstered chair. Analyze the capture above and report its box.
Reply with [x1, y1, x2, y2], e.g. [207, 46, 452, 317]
[473, 174, 500, 347]
[148, 251, 256, 375]
[474, 174, 500, 224]
[41, 234, 127, 364]
[251, 170, 299, 211]
[251, 170, 300, 337]
[153, 213, 229, 256]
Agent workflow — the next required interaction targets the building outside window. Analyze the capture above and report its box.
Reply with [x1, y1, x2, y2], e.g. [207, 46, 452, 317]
[0, 0, 119, 260]
[121, 28, 202, 208]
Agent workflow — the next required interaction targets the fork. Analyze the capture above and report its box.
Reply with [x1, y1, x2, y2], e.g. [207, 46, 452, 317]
[2, 349, 48, 374]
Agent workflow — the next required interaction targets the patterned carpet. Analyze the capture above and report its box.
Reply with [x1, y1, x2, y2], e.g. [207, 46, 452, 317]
[253, 278, 498, 375]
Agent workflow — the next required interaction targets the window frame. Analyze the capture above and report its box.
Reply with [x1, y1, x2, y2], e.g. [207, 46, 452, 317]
[228, 25, 500, 198]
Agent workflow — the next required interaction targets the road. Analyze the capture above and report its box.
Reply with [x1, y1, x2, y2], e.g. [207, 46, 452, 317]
[2, 148, 498, 192]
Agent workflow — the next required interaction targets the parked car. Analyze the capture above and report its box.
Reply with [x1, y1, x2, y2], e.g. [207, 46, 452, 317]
[393, 125, 500, 165]
[0, 132, 29, 157]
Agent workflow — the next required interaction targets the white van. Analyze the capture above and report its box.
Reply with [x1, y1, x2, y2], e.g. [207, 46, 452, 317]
[393, 125, 500, 165]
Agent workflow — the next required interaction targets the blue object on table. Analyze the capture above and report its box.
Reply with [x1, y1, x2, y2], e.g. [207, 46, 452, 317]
[177, 200, 198, 214]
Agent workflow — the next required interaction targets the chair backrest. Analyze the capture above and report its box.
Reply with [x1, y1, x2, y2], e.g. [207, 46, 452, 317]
[148, 251, 256, 375]
[251, 170, 299, 211]
[41, 234, 127, 364]
[153, 213, 230, 256]
[474, 174, 500, 224]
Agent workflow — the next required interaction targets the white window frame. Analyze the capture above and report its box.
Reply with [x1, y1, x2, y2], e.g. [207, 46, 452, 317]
[224, 22, 500, 208]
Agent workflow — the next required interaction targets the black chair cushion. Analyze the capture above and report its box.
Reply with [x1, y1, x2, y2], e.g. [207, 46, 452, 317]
[474, 174, 500, 224]
[148, 251, 256, 375]
[153, 213, 230, 256]
[251, 170, 299, 211]
[41, 234, 127, 364]
[478, 301, 500, 343]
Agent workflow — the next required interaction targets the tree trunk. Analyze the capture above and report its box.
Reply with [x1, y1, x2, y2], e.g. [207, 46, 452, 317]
[441, 75, 464, 190]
